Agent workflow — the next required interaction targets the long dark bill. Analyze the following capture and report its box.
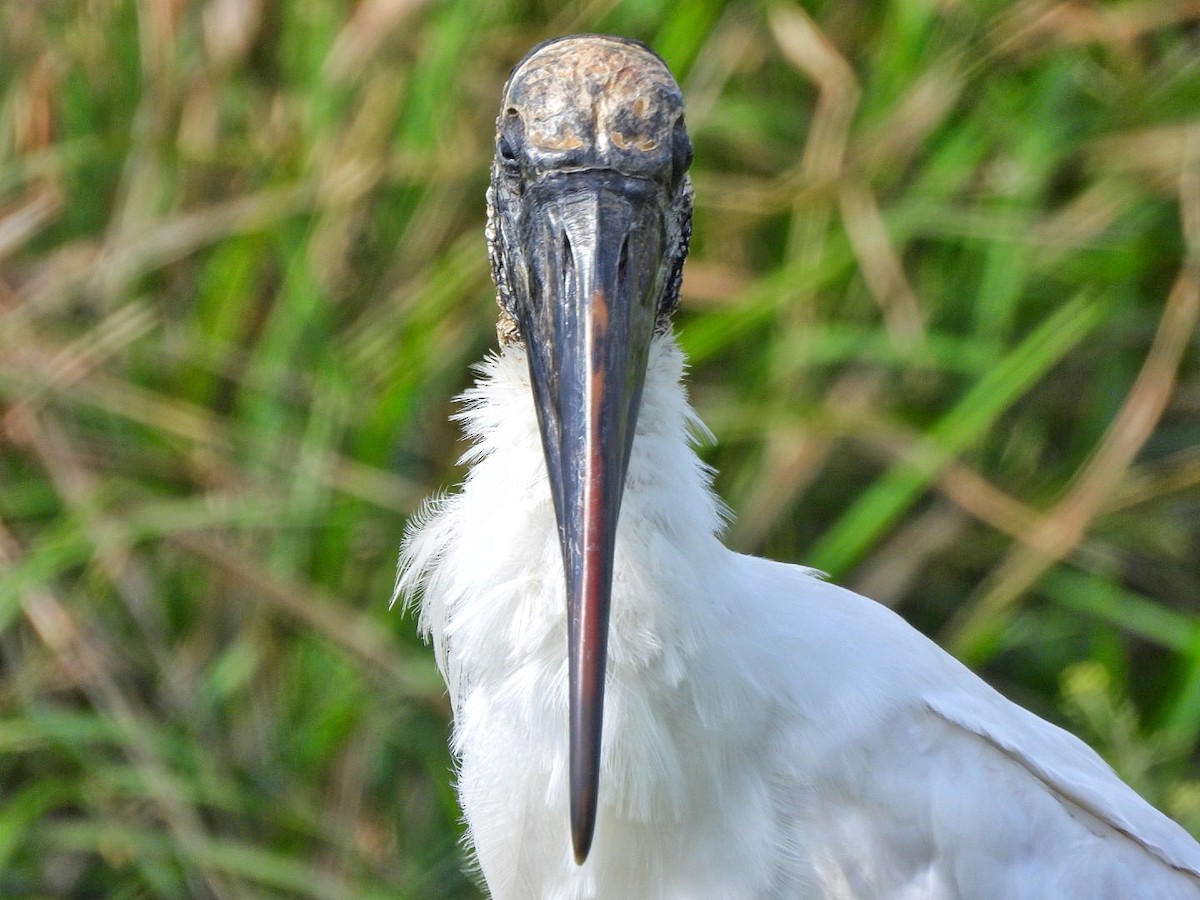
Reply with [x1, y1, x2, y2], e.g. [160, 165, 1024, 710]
[515, 170, 665, 865]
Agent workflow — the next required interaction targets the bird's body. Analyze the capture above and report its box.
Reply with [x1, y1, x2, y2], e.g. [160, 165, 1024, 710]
[396, 34, 1200, 899]
[400, 336, 1200, 898]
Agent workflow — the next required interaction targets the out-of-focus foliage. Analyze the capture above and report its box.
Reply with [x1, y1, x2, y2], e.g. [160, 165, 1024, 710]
[1, 0, 1198, 895]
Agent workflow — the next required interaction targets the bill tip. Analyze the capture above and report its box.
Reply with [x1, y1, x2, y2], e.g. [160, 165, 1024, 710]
[572, 829, 593, 865]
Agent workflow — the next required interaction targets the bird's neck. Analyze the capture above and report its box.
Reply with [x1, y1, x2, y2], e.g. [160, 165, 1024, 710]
[396, 334, 742, 819]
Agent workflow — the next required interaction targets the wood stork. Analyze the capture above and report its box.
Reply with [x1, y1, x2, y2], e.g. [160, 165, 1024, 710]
[395, 34, 1200, 898]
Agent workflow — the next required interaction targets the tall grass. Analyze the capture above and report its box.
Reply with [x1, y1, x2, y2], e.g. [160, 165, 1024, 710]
[1, 1, 1198, 895]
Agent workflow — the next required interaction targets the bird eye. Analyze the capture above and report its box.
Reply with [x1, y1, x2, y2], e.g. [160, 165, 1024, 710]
[672, 117, 693, 174]
[498, 110, 524, 168]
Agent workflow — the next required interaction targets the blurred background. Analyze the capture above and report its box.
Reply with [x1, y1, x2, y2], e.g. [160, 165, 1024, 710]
[2, 0, 1199, 896]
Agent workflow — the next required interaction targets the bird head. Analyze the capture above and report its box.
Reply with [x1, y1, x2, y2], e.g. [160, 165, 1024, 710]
[484, 34, 694, 864]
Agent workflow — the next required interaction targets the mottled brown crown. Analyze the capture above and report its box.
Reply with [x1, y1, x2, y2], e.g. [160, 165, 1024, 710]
[500, 36, 685, 173]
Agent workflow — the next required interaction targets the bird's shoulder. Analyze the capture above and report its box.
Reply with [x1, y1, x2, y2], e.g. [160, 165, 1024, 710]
[726, 554, 1200, 894]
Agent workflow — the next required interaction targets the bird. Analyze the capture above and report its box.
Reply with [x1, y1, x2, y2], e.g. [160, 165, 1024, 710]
[395, 34, 1200, 899]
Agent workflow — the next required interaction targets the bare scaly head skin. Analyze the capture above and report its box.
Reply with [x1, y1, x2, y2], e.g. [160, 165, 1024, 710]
[483, 35, 694, 862]
[489, 35, 693, 343]
[501, 36, 686, 170]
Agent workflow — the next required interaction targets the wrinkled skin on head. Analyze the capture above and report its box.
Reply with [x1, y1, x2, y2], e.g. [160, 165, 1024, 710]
[487, 35, 693, 343]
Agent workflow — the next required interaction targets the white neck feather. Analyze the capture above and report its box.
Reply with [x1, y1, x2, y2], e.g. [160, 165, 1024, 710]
[394, 335, 762, 821]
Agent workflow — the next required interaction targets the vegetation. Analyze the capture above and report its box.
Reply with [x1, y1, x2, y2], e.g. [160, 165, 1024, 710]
[2, 1, 1198, 895]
